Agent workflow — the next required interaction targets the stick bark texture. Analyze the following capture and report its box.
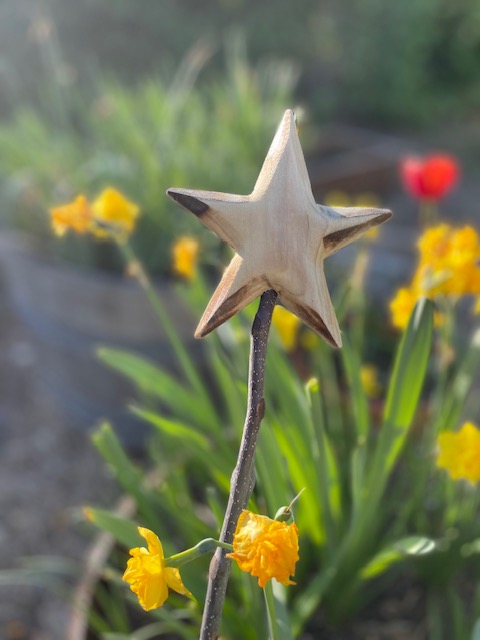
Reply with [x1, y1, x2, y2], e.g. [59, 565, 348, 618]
[199, 289, 278, 639]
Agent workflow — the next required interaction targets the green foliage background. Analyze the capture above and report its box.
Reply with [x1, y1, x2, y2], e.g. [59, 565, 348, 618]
[2, 0, 480, 126]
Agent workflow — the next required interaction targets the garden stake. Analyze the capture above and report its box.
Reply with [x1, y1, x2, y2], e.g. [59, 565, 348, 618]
[168, 109, 392, 637]
[200, 288, 277, 639]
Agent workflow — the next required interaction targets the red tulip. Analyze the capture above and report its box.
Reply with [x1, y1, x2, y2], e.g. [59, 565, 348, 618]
[400, 154, 460, 201]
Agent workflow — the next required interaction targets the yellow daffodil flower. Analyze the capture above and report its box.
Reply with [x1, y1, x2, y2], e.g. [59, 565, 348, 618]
[91, 187, 140, 238]
[50, 194, 93, 236]
[390, 224, 480, 329]
[50, 188, 140, 240]
[437, 422, 480, 483]
[123, 527, 192, 611]
[227, 510, 299, 588]
[272, 306, 301, 351]
[171, 236, 199, 280]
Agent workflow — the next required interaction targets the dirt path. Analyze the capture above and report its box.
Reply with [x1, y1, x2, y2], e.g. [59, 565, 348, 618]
[0, 277, 117, 640]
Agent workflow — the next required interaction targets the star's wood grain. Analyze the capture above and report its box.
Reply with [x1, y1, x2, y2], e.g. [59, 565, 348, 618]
[168, 109, 392, 347]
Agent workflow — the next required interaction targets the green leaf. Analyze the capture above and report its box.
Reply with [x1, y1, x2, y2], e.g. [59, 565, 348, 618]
[131, 406, 232, 490]
[384, 298, 434, 429]
[97, 347, 218, 432]
[306, 378, 342, 544]
[380, 298, 434, 472]
[438, 328, 480, 431]
[130, 406, 210, 450]
[84, 507, 140, 549]
[257, 422, 292, 517]
[91, 422, 163, 533]
[360, 535, 436, 579]
[350, 443, 368, 517]
[340, 334, 369, 439]
[471, 619, 480, 640]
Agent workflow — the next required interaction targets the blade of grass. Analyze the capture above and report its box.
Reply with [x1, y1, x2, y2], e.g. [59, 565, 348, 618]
[340, 333, 369, 440]
[91, 422, 163, 534]
[437, 327, 480, 431]
[375, 298, 434, 479]
[84, 507, 141, 549]
[97, 348, 219, 431]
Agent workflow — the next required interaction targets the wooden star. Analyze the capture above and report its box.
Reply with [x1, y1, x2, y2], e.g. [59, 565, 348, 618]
[168, 110, 392, 347]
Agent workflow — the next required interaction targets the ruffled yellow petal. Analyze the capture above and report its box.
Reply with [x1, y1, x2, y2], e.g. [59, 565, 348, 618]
[50, 194, 93, 236]
[227, 510, 299, 588]
[123, 546, 168, 611]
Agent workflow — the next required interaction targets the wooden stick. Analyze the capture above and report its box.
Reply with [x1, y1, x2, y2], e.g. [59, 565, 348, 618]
[199, 289, 278, 639]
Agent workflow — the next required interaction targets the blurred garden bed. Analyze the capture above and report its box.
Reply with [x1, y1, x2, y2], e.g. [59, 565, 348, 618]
[1, 2, 480, 636]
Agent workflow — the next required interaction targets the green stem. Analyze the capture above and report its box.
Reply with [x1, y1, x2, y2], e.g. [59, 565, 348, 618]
[165, 538, 233, 569]
[419, 200, 438, 227]
[116, 239, 215, 418]
[264, 582, 281, 640]
[430, 298, 455, 429]
[427, 590, 444, 639]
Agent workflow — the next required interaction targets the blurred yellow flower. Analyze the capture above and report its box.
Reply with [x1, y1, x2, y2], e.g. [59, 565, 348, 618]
[50, 194, 93, 236]
[227, 510, 299, 588]
[272, 306, 301, 351]
[91, 187, 140, 238]
[360, 364, 381, 398]
[437, 422, 480, 483]
[324, 190, 350, 207]
[354, 192, 382, 208]
[364, 226, 379, 242]
[357, 194, 381, 241]
[390, 224, 480, 328]
[123, 527, 192, 611]
[389, 287, 417, 330]
[172, 236, 199, 280]
[300, 329, 319, 351]
[417, 224, 451, 265]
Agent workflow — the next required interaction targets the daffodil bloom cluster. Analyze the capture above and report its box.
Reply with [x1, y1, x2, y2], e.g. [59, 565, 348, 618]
[390, 224, 480, 329]
[171, 236, 200, 280]
[436, 422, 480, 483]
[123, 527, 193, 611]
[50, 187, 139, 241]
[227, 510, 299, 588]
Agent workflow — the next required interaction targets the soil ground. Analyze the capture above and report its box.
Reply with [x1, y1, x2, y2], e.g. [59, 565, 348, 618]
[0, 279, 117, 640]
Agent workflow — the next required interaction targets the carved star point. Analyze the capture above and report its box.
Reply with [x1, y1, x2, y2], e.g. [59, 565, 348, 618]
[168, 109, 392, 348]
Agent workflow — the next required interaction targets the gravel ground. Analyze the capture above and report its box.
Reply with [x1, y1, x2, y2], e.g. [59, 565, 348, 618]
[0, 277, 118, 640]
